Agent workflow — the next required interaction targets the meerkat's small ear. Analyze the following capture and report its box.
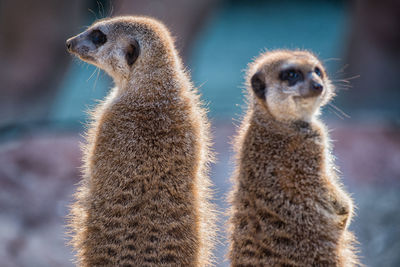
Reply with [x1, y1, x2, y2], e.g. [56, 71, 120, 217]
[125, 40, 140, 66]
[251, 71, 266, 99]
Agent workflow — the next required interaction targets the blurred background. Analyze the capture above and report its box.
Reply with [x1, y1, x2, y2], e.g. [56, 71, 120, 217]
[0, 0, 399, 266]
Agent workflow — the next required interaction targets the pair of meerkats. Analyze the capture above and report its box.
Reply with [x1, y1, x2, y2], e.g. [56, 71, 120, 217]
[66, 16, 359, 267]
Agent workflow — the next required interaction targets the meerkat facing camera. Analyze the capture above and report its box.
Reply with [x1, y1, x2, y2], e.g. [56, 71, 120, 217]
[66, 16, 215, 266]
[228, 50, 359, 266]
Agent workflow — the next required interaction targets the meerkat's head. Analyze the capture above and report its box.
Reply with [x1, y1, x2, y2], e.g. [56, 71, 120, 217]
[248, 50, 334, 122]
[66, 16, 176, 82]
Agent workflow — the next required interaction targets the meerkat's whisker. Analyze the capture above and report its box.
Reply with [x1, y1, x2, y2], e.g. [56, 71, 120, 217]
[91, 67, 101, 91]
[100, 1, 105, 18]
[108, 3, 114, 17]
[87, 8, 98, 20]
[335, 75, 361, 83]
[336, 64, 350, 74]
[323, 57, 342, 62]
[328, 103, 350, 119]
[86, 67, 98, 82]
[333, 79, 351, 84]
[328, 106, 345, 120]
[344, 74, 361, 81]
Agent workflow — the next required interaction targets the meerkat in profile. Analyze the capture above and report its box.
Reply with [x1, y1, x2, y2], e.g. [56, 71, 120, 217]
[228, 50, 359, 266]
[66, 16, 215, 266]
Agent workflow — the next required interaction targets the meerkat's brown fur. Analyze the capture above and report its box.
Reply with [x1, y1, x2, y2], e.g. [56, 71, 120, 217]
[66, 16, 215, 266]
[228, 50, 359, 266]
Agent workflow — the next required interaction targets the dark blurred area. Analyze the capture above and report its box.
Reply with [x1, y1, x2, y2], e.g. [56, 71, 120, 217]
[0, 0, 399, 266]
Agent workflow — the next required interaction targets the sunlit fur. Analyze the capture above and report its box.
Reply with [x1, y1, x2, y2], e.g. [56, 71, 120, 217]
[228, 50, 360, 266]
[67, 16, 215, 267]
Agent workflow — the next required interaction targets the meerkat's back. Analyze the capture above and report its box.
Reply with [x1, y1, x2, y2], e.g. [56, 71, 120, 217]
[66, 16, 215, 266]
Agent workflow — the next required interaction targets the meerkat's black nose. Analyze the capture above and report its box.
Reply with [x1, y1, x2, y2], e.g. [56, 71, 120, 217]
[66, 39, 74, 51]
[311, 81, 323, 93]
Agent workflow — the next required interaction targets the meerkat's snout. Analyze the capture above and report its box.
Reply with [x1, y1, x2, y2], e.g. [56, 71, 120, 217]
[310, 79, 323, 94]
[66, 34, 94, 61]
[302, 73, 324, 98]
[66, 29, 108, 62]
[65, 39, 73, 51]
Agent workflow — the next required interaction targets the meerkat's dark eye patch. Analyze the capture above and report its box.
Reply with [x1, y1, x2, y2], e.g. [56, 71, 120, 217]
[251, 71, 266, 99]
[314, 67, 323, 78]
[89, 30, 107, 47]
[279, 68, 303, 86]
[125, 40, 140, 66]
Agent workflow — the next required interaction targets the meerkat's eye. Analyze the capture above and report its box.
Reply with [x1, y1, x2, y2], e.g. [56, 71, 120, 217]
[315, 67, 323, 77]
[288, 70, 298, 79]
[89, 29, 107, 46]
[279, 68, 303, 86]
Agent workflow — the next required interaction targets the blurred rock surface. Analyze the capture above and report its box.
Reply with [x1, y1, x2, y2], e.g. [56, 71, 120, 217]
[0, 134, 81, 267]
